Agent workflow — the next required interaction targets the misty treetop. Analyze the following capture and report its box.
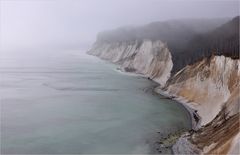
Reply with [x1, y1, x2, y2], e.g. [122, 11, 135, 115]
[95, 17, 239, 73]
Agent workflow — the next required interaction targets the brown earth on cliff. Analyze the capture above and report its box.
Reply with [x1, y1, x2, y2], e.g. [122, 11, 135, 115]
[190, 85, 239, 154]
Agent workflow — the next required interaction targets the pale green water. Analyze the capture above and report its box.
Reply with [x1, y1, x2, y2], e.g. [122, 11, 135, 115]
[0, 50, 190, 154]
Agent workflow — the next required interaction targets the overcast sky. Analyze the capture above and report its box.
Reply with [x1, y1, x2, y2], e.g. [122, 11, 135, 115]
[0, 0, 239, 51]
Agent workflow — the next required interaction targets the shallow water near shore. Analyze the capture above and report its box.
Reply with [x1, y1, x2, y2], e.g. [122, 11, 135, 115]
[0, 50, 191, 154]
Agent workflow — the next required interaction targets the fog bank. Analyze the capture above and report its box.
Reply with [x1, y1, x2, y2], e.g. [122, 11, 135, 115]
[0, 0, 239, 52]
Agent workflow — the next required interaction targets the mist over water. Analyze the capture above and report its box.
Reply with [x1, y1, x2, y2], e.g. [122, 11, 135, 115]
[1, 0, 238, 52]
[1, 50, 191, 154]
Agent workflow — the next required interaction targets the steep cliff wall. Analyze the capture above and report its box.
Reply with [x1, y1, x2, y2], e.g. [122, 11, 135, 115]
[88, 40, 173, 86]
[168, 56, 240, 154]
[88, 40, 239, 154]
[88, 17, 239, 155]
[164, 56, 240, 126]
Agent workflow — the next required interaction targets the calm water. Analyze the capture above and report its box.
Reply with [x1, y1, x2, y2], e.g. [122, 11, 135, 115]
[0, 50, 190, 154]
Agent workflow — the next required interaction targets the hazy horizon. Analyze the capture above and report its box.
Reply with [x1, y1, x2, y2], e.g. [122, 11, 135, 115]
[1, 1, 239, 154]
[0, 0, 239, 52]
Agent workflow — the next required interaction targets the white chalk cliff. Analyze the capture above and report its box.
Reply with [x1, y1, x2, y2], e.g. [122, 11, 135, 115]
[165, 56, 239, 126]
[88, 40, 173, 86]
[167, 56, 240, 154]
[88, 40, 239, 154]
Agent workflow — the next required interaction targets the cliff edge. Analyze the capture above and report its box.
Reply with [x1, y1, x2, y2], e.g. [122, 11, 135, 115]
[87, 17, 239, 154]
[167, 56, 240, 154]
[88, 40, 173, 86]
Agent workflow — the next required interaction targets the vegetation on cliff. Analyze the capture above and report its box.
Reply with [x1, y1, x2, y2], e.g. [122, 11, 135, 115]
[94, 17, 239, 73]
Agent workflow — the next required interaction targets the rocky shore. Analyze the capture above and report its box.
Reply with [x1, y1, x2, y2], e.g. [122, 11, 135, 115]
[155, 89, 201, 131]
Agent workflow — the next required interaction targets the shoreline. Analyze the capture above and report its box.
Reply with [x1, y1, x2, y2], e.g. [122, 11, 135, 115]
[155, 88, 201, 131]
[114, 65, 201, 131]
[87, 53, 201, 153]
[116, 68, 202, 154]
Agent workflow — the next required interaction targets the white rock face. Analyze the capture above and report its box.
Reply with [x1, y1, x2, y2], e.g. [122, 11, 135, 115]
[88, 40, 239, 155]
[89, 41, 239, 126]
[88, 41, 138, 63]
[172, 134, 202, 154]
[165, 56, 240, 125]
[88, 40, 173, 86]
[229, 132, 240, 155]
[169, 56, 240, 155]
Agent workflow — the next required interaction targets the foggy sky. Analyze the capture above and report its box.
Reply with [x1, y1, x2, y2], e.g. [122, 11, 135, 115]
[0, 0, 239, 51]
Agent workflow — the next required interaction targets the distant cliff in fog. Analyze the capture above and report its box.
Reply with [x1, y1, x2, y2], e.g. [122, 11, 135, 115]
[94, 17, 239, 73]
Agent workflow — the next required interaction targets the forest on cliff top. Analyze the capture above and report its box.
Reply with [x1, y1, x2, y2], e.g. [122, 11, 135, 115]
[96, 17, 239, 73]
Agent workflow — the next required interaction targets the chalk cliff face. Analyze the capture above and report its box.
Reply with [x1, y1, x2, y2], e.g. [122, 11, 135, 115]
[164, 56, 240, 126]
[88, 40, 173, 86]
[167, 56, 240, 154]
[89, 40, 239, 154]
[88, 17, 239, 154]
